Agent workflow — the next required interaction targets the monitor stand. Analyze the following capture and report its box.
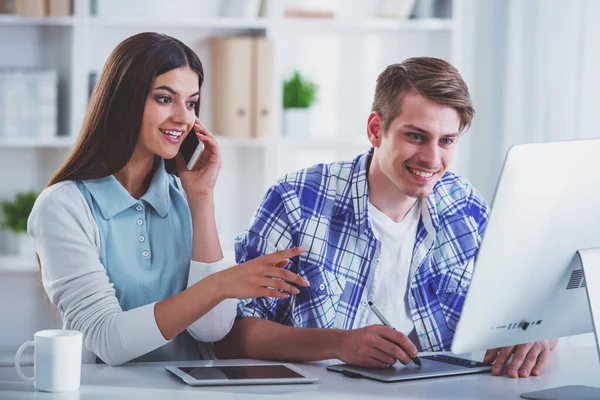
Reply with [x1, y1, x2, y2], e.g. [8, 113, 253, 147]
[521, 248, 600, 400]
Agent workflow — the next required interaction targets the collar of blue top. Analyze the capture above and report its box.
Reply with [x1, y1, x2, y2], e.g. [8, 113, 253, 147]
[82, 157, 170, 219]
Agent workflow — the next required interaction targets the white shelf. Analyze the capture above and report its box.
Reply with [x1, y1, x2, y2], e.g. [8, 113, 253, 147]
[0, 136, 76, 149]
[0, 255, 38, 273]
[0, 15, 74, 26]
[0, 350, 33, 366]
[0, 135, 366, 149]
[360, 18, 454, 31]
[0, 135, 271, 149]
[279, 136, 371, 147]
[215, 136, 369, 148]
[83, 16, 452, 32]
[217, 136, 274, 148]
[274, 18, 454, 32]
[215, 136, 369, 149]
[87, 17, 269, 30]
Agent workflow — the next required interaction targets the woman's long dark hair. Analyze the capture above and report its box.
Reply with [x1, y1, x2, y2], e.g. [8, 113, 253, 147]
[47, 32, 204, 187]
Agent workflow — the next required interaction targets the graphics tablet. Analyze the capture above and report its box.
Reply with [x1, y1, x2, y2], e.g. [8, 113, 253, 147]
[165, 362, 319, 386]
[327, 354, 492, 382]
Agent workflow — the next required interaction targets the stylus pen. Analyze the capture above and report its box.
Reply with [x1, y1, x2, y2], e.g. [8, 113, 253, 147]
[368, 301, 422, 367]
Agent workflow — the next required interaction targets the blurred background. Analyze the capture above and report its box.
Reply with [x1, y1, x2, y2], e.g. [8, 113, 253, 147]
[0, 0, 598, 364]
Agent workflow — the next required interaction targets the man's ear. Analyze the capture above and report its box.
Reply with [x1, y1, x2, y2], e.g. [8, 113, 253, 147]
[367, 112, 383, 147]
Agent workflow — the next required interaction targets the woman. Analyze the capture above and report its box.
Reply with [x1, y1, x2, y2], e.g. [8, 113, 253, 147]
[27, 32, 307, 366]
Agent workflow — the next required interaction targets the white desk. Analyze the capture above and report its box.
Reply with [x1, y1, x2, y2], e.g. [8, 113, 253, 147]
[0, 346, 598, 400]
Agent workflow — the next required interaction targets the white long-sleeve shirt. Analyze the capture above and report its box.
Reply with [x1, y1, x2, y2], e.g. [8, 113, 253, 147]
[28, 166, 237, 366]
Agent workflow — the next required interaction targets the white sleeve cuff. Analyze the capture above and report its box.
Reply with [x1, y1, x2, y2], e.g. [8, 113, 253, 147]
[186, 258, 239, 343]
[187, 258, 234, 286]
[122, 302, 170, 357]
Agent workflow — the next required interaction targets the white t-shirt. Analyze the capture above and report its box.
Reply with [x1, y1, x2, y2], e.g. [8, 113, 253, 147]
[354, 200, 421, 336]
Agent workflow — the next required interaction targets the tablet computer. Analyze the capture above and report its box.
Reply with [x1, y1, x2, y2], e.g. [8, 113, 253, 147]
[327, 354, 492, 382]
[165, 362, 319, 386]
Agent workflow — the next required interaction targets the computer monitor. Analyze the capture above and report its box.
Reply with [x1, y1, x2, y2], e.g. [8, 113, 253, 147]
[450, 139, 600, 400]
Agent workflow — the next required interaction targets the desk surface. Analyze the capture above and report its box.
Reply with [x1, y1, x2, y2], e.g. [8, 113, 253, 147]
[0, 346, 598, 399]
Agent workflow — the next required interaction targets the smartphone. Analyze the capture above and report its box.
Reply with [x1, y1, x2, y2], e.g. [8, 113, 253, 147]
[164, 128, 204, 174]
[180, 128, 205, 170]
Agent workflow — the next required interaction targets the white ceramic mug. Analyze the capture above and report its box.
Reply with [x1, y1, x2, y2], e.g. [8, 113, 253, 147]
[15, 330, 83, 392]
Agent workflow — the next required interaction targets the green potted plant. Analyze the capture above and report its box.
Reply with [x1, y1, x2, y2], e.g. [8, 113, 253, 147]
[1, 191, 38, 256]
[282, 71, 318, 136]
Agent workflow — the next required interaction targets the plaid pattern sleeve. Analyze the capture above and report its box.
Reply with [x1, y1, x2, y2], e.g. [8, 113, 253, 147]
[235, 183, 299, 325]
[234, 159, 373, 331]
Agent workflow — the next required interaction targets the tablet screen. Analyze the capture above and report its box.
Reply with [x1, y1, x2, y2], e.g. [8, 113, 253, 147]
[178, 365, 304, 380]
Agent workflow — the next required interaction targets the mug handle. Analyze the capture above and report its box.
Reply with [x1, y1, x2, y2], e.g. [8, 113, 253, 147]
[15, 341, 35, 383]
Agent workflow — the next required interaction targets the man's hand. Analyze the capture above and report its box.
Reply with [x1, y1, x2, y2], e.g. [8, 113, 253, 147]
[336, 325, 418, 368]
[483, 339, 558, 378]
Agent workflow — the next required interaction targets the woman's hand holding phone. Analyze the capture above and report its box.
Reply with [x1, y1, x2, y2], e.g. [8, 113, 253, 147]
[176, 117, 221, 199]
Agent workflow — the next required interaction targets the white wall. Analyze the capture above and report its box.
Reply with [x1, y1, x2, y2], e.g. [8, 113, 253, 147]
[0, 271, 61, 366]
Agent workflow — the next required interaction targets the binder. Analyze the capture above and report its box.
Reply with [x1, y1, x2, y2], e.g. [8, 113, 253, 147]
[14, 0, 45, 17]
[0, 0, 15, 14]
[210, 37, 274, 139]
[251, 38, 274, 138]
[210, 37, 253, 138]
[46, 0, 71, 16]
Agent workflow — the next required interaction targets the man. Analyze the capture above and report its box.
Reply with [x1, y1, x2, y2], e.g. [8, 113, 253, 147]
[216, 58, 557, 378]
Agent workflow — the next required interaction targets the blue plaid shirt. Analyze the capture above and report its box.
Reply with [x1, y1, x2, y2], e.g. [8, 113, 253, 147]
[236, 150, 489, 351]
